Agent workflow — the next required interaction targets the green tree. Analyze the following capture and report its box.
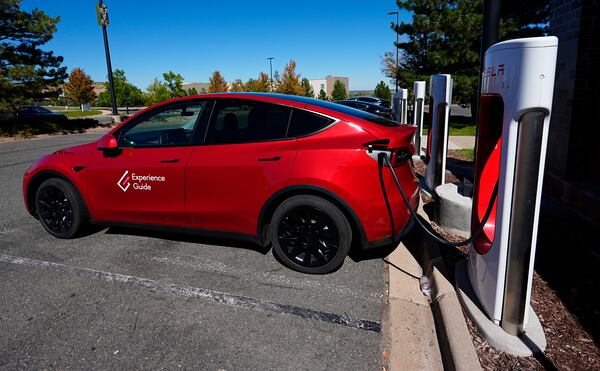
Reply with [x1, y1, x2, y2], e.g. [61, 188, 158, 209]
[317, 89, 328, 101]
[0, 0, 67, 111]
[97, 70, 144, 110]
[276, 60, 303, 95]
[208, 71, 228, 93]
[301, 78, 314, 98]
[331, 80, 348, 101]
[229, 79, 245, 92]
[186, 87, 198, 95]
[245, 72, 271, 92]
[373, 81, 391, 101]
[386, 0, 549, 109]
[63, 68, 97, 110]
[144, 78, 171, 105]
[108, 69, 145, 112]
[162, 71, 186, 97]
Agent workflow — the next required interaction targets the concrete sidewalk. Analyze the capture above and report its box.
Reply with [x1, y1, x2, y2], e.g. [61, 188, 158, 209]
[448, 136, 475, 150]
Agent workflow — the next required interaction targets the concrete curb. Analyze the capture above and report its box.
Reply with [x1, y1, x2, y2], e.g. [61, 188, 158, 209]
[416, 206, 482, 371]
[386, 241, 444, 371]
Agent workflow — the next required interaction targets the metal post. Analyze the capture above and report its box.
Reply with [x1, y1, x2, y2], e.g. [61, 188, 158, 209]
[388, 11, 399, 93]
[268, 57, 274, 92]
[98, 0, 118, 115]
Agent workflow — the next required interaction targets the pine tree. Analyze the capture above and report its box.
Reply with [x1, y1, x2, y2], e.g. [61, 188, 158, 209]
[301, 78, 314, 98]
[318, 89, 328, 101]
[386, 0, 549, 108]
[63, 68, 97, 110]
[276, 60, 303, 95]
[373, 81, 391, 101]
[0, 0, 67, 111]
[208, 71, 228, 93]
[331, 80, 348, 101]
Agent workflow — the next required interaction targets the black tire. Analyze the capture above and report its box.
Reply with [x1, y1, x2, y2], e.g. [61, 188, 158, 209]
[269, 195, 352, 274]
[35, 178, 86, 239]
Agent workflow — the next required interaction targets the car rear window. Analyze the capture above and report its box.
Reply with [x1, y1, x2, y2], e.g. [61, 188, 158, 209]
[287, 109, 334, 137]
[323, 101, 399, 127]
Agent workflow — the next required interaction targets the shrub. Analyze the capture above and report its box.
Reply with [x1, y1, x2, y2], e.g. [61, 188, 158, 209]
[0, 117, 99, 137]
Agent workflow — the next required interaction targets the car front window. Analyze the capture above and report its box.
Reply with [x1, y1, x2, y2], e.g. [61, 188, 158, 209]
[119, 102, 206, 147]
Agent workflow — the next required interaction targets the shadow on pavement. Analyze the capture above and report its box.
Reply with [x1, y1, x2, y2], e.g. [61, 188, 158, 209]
[102, 225, 270, 255]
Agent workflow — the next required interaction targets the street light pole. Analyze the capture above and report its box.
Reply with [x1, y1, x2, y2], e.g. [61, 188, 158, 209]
[388, 11, 399, 93]
[267, 57, 274, 92]
[97, 0, 118, 115]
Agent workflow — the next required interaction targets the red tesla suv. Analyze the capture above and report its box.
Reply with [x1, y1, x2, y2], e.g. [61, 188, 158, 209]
[23, 93, 419, 273]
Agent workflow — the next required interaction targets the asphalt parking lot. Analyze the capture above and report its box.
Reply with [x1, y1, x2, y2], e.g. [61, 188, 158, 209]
[0, 133, 386, 370]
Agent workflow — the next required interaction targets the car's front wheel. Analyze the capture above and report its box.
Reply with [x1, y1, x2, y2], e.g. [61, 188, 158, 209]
[35, 178, 86, 239]
[269, 195, 352, 274]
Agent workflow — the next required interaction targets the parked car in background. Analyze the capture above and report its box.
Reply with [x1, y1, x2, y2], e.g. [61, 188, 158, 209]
[18, 106, 67, 123]
[334, 100, 396, 121]
[347, 96, 390, 108]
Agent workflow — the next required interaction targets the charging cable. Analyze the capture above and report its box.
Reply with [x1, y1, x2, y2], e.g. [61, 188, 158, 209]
[378, 152, 499, 247]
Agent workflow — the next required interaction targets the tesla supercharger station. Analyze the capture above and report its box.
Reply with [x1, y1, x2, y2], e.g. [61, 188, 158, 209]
[424, 74, 452, 193]
[412, 81, 426, 156]
[393, 89, 408, 124]
[460, 36, 558, 354]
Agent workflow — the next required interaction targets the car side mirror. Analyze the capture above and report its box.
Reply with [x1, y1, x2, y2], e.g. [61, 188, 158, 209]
[97, 134, 119, 151]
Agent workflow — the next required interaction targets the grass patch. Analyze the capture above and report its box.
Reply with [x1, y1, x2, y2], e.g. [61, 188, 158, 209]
[422, 120, 476, 136]
[56, 109, 102, 118]
[448, 121, 476, 136]
[449, 148, 474, 161]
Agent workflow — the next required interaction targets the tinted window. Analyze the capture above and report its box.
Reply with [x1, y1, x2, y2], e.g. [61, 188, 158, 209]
[205, 99, 291, 144]
[357, 97, 377, 103]
[288, 109, 334, 137]
[119, 102, 206, 147]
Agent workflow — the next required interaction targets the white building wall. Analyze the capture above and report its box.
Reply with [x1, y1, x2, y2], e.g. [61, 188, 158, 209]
[309, 79, 327, 98]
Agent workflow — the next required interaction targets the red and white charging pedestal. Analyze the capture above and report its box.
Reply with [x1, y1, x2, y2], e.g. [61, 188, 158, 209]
[413, 81, 426, 156]
[456, 36, 558, 356]
[424, 74, 452, 194]
[393, 89, 408, 124]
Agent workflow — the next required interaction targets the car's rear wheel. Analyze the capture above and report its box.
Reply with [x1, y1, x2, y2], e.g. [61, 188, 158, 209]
[35, 178, 85, 239]
[269, 195, 352, 274]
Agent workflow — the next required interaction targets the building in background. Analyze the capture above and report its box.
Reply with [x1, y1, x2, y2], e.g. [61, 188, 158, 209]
[182, 82, 210, 93]
[308, 76, 350, 98]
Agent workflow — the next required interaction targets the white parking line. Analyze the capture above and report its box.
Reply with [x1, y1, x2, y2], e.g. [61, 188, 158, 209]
[0, 254, 381, 333]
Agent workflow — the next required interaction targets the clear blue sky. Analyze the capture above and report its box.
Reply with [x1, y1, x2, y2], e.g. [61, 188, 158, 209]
[22, 0, 411, 91]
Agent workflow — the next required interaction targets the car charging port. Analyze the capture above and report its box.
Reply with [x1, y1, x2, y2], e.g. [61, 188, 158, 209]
[363, 139, 413, 167]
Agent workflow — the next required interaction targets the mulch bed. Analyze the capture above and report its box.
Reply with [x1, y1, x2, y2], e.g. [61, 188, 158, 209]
[413, 156, 600, 370]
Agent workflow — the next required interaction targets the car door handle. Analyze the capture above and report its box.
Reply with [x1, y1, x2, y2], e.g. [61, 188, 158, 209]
[160, 158, 180, 163]
[258, 156, 281, 162]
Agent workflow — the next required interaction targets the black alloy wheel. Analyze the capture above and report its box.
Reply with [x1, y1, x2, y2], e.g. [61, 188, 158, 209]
[37, 185, 73, 235]
[269, 195, 352, 274]
[277, 206, 340, 268]
[35, 178, 85, 239]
